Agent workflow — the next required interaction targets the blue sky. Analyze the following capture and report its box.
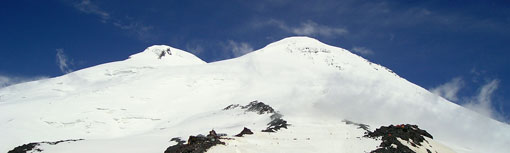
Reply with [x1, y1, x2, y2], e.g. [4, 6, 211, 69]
[1, 0, 509, 122]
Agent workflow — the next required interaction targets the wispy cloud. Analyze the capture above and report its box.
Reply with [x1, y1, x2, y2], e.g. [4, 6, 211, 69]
[112, 21, 154, 40]
[0, 75, 47, 88]
[351, 46, 375, 55]
[463, 79, 502, 120]
[250, 0, 510, 41]
[74, 0, 110, 22]
[263, 19, 348, 37]
[56, 49, 73, 74]
[430, 77, 464, 101]
[72, 0, 154, 41]
[224, 40, 254, 57]
[430, 77, 506, 122]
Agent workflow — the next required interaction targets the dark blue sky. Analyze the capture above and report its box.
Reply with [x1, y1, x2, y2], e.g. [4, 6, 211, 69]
[1, 0, 509, 122]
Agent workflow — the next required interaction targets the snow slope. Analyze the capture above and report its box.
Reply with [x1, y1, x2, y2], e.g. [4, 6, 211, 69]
[0, 37, 509, 153]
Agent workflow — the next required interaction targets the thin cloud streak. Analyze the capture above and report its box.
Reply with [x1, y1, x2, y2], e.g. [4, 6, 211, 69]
[74, 0, 110, 22]
[72, 0, 155, 41]
[112, 21, 154, 41]
[351, 46, 374, 55]
[225, 40, 254, 57]
[262, 19, 348, 37]
[56, 49, 73, 74]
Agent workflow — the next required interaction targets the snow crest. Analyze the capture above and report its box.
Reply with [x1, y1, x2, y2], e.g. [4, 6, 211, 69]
[0, 37, 509, 153]
[128, 45, 206, 66]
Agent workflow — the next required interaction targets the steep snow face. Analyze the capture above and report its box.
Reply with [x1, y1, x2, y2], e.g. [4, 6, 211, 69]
[0, 37, 509, 153]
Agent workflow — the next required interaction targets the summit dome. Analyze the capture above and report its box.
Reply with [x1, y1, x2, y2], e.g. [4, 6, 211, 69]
[127, 45, 206, 66]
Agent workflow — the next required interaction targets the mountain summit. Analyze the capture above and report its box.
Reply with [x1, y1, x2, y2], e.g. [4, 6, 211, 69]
[0, 37, 508, 153]
[127, 45, 206, 66]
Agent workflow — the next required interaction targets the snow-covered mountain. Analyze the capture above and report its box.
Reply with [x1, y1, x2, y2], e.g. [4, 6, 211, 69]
[1, 37, 509, 153]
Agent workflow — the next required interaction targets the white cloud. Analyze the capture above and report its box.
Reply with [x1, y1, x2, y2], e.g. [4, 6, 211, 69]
[463, 79, 502, 120]
[225, 40, 254, 57]
[430, 77, 464, 101]
[0, 75, 48, 88]
[430, 77, 506, 122]
[351, 46, 375, 55]
[56, 49, 73, 74]
[0, 76, 9, 88]
[266, 20, 348, 37]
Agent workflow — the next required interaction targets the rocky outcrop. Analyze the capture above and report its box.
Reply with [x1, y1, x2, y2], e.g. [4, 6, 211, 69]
[165, 130, 225, 153]
[365, 124, 433, 153]
[8, 139, 84, 153]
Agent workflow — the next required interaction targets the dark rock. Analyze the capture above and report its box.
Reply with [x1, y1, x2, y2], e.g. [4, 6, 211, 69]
[342, 120, 370, 131]
[235, 127, 254, 137]
[223, 101, 290, 133]
[7, 143, 40, 153]
[170, 137, 185, 145]
[41, 139, 83, 145]
[223, 104, 240, 110]
[365, 124, 434, 153]
[241, 101, 275, 114]
[262, 113, 289, 132]
[164, 130, 225, 153]
[223, 101, 275, 115]
[8, 139, 84, 153]
[158, 51, 166, 59]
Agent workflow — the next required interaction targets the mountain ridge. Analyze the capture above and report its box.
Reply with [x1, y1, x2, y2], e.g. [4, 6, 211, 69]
[0, 37, 509, 153]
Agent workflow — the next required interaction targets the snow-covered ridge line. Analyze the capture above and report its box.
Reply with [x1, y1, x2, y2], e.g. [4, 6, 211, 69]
[1, 36, 509, 153]
[260, 36, 400, 77]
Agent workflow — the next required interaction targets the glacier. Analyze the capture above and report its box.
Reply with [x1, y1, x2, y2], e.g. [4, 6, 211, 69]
[0, 37, 509, 153]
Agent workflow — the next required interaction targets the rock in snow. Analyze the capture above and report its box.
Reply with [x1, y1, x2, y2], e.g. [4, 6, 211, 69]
[365, 124, 433, 153]
[8, 139, 84, 153]
[0, 37, 509, 153]
[164, 130, 225, 153]
[235, 127, 254, 137]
